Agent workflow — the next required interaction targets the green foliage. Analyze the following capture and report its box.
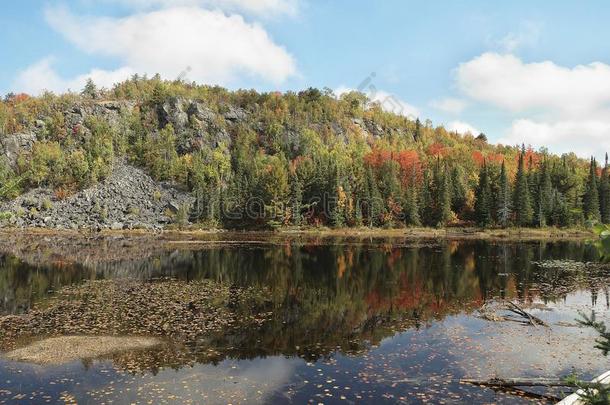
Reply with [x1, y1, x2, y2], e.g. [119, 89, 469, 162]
[584, 158, 601, 221]
[572, 312, 610, 404]
[513, 147, 533, 226]
[593, 224, 610, 263]
[600, 154, 610, 224]
[1, 77, 608, 230]
[496, 162, 512, 227]
[474, 162, 492, 227]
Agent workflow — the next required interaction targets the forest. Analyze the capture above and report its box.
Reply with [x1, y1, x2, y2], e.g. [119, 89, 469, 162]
[0, 76, 609, 230]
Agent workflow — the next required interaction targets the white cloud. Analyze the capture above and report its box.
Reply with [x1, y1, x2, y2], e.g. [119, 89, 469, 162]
[13, 5, 297, 95]
[501, 119, 610, 158]
[447, 120, 480, 136]
[455, 52, 610, 158]
[430, 97, 467, 114]
[494, 21, 542, 53]
[44, 6, 296, 85]
[335, 86, 419, 119]
[456, 52, 610, 118]
[100, 0, 300, 17]
[13, 58, 134, 95]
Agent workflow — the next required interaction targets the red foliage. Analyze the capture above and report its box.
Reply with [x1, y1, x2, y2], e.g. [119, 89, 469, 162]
[427, 142, 448, 157]
[471, 151, 485, 167]
[516, 147, 541, 169]
[486, 153, 505, 165]
[364, 148, 422, 186]
[364, 147, 392, 168]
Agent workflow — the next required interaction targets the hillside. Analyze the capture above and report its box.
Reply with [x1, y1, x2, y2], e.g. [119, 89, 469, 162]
[0, 76, 608, 230]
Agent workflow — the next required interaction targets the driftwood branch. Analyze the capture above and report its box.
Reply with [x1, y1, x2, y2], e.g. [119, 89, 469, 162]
[477, 300, 549, 327]
[504, 300, 549, 327]
[461, 377, 594, 388]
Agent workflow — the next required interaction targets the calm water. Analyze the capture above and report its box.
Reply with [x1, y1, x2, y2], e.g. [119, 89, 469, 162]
[0, 236, 609, 404]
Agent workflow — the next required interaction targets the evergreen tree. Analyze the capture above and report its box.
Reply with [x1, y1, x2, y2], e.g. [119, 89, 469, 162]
[513, 146, 533, 226]
[329, 165, 345, 227]
[365, 166, 382, 227]
[583, 157, 601, 221]
[414, 118, 422, 141]
[550, 189, 570, 227]
[600, 153, 610, 224]
[450, 165, 467, 215]
[431, 159, 451, 226]
[290, 170, 303, 226]
[81, 78, 98, 99]
[496, 161, 512, 228]
[536, 160, 553, 227]
[419, 168, 433, 226]
[474, 161, 492, 227]
[403, 166, 421, 226]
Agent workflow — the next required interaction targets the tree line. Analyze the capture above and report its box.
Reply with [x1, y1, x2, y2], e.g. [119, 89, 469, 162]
[0, 76, 608, 229]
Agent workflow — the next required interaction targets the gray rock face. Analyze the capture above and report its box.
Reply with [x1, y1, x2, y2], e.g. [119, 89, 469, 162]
[0, 132, 36, 167]
[1, 161, 194, 230]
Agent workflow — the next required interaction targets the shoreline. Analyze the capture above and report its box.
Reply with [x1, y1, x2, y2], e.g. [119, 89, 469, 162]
[0, 225, 596, 242]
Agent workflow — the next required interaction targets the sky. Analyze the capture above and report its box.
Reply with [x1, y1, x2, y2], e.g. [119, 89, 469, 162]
[2, 0, 610, 159]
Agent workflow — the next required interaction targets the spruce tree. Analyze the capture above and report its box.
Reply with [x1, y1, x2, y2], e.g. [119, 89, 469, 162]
[474, 161, 492, 227]
[513, 146, 533, 226]
[497, 161, 512, 228]
[403, 166, 421, 226]
[365, 166, 382, 227]
[419, 168, 433, 226]
[290, 170, 303, 226]
[450, 165, 467, 215]
[600, 153, 610, 224]
[431, 159, 451, 226]
[537, 160, 553, 227]
[583, 157, 601, 221]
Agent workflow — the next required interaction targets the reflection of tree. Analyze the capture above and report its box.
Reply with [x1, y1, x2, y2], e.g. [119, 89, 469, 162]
[1, 238, 609, 372]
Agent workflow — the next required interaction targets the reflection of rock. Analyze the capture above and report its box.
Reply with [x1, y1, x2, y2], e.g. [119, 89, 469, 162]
[5, 336, 160, 365]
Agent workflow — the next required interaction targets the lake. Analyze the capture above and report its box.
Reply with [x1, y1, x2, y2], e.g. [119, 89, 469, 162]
[0, 234, 609, 404]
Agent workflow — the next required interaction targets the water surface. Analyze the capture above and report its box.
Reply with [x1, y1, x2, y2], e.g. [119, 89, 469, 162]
[0, 236, 608, 404]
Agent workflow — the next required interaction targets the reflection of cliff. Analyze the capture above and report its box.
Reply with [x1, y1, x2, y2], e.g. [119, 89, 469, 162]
[1, 237, 608, 373]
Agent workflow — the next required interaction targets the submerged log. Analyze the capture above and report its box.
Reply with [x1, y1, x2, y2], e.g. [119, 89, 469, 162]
[504, 300, 549, 327]
[460, 377, 576, 388]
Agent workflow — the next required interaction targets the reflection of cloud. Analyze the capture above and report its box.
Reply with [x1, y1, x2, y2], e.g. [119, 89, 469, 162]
[108, 356, 302, 404]
[438, 292, 610, 380]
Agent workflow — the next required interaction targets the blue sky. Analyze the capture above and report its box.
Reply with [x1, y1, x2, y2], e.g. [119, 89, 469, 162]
[2, 1, 610, 158]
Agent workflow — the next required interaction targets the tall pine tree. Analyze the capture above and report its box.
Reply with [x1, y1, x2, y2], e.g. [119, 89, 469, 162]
[536, 160, 553, 227]
[583, 157, 601, 221]
[474, 160, 492, 227]
[600, 153, 610, 224]
[497, 161, 512, 228]
[403, 166, 421, 226]
[513, 146, 533, 226]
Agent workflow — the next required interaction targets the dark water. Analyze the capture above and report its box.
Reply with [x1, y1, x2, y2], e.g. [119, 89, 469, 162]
[0, 237, 609, 404]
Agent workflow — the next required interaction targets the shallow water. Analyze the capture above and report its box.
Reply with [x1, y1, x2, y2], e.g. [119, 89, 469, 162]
[0, 237, 609, 404]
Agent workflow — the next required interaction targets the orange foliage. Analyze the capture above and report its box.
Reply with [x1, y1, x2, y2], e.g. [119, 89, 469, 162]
[471, 151, 485, 167]
[364, 148, 422, 186]
[427, 142, 449, 157]
[486, 153, 505, 165]
[516, 147, 541, 169]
